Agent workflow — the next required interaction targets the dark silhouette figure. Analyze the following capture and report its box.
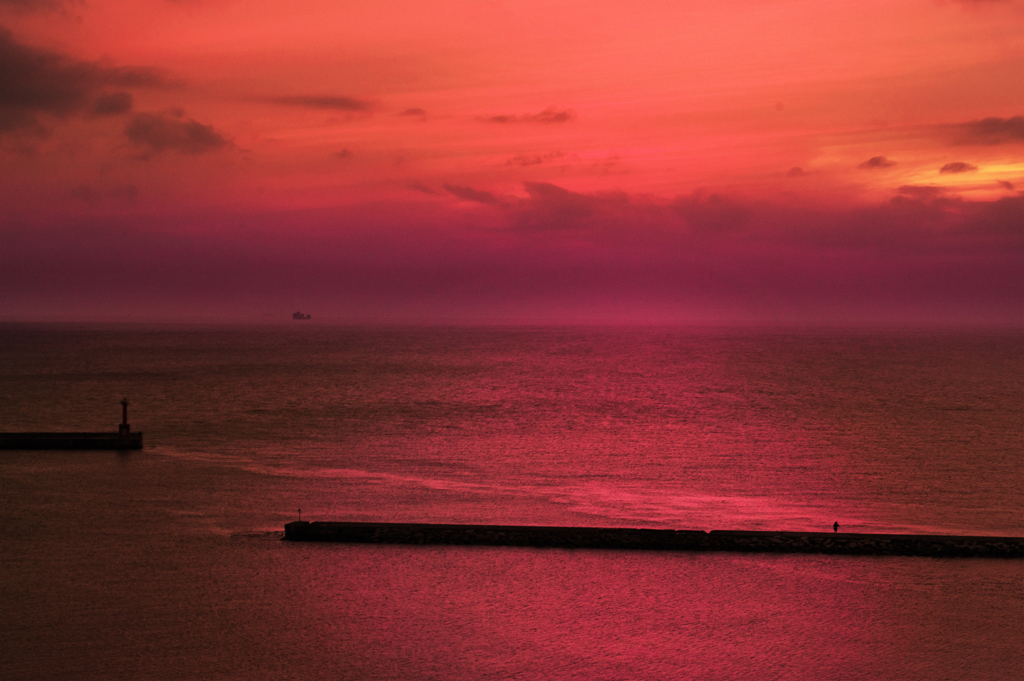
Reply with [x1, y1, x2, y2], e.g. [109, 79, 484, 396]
[833, 521, 839, 533]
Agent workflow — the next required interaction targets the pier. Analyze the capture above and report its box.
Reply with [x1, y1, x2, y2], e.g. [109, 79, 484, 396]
[0, 399, 143, 450]
[283, 521, 1024, 558]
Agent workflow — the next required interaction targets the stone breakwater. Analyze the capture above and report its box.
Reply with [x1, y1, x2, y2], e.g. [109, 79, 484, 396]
[0, 432, 143, 450]
[284, 522, 1023, 558]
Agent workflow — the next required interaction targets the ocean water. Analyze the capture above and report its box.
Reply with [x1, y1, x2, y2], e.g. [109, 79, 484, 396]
[1, 324, 1021, 680]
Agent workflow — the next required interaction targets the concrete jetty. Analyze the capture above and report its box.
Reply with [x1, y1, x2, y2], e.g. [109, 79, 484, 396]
[0, 398, 143, 450]
[283, 521, 1024, 558]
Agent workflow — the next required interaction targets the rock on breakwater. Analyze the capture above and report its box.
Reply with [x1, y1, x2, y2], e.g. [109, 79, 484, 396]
[283, 522, 1023, 558]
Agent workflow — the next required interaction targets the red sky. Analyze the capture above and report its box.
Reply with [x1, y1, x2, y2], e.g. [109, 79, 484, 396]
[1, 0, 1022, 324]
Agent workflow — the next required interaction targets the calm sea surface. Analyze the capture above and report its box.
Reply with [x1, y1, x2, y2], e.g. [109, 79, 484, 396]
[1, 324, 1021, 680]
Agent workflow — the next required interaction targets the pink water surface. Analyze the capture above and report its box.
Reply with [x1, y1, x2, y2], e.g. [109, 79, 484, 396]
[1, 325, 1021, 679]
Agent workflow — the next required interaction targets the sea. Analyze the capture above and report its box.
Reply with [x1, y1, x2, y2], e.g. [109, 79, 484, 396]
[1, 323, 1021, 680]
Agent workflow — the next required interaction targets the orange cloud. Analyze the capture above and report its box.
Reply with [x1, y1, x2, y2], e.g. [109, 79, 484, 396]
[125, 110, 231, 155]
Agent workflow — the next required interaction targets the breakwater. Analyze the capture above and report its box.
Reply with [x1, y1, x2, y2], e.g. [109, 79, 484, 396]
[0, 398, 143, 450]
[0, 432, 143, 450]
[283, 521, 1023, 558]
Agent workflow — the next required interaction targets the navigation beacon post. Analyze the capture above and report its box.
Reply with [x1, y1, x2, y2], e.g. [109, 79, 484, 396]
[119, 398, 131, 437]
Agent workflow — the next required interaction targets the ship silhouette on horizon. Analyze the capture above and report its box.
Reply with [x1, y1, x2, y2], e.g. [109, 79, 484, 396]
[292, 311, 312, 320]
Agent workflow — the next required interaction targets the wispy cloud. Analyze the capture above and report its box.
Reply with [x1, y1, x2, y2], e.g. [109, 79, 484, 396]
[444, 183, 501, 204]
[0, 28, 169, 134]
[478, 107, 576, 124]
[898, 185, 946, 199]
[950, 116, 1024, 145]
[91, 92, 133, 116]
[125, 110, 231, 156]
[515, 182, 607, 229]
[505, 151, 564, 166]
[268, 95, 373, 111]
[406, 181, 438, 195]
[672, 191, 750, 233]
[858, 156, 896, 169]
[0, 0, 81, 12]
[940, 161, 978, 174]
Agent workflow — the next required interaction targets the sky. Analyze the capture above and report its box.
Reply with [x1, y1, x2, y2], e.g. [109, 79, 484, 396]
[1, 0, 1022, 324]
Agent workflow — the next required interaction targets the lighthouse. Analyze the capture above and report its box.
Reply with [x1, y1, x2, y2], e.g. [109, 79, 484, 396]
[119, 398, 131, 437]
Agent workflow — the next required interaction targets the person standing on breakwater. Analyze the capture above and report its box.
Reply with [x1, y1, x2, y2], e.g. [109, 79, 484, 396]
[833, 521, 839, 533]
